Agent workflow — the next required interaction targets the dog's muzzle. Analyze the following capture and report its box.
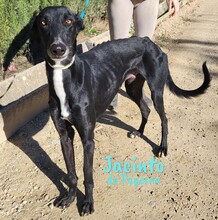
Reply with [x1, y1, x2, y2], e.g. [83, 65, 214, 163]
[50, 42, 67, 58]
[47, 42, 75, 70]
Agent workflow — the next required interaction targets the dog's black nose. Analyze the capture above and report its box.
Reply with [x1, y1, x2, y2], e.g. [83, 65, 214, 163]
[50, 43, 66, 57]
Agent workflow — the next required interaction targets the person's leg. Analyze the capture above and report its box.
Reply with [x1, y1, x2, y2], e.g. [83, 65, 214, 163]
[132, 0, 159, 106]
[133, 0, 159, 38]
[108, 0, 134, 110]
[108, 0, 134, 40]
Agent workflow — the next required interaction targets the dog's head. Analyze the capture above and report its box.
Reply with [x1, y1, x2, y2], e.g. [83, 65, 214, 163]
[30, 6, 84, 69]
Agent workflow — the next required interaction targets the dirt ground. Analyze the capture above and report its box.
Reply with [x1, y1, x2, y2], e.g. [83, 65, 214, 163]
[0, 0, 217, 219]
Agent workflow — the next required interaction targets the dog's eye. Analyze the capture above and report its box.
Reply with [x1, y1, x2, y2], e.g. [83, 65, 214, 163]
[40, 19, 48, 27]
[65, 19, 72, 25]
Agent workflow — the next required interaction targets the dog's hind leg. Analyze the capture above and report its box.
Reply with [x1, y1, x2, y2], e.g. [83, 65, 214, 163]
[125, 74, 151, 138]
[49, 105, 78, 208]
[149, 85, 168, 157]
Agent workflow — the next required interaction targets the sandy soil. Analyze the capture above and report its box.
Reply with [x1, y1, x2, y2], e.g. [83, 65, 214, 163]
[0, 0, 217, 219]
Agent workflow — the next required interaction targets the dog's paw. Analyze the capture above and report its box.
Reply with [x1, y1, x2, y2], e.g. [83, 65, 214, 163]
[53, 193, 75, 209]
[153, 146, 168, 157]
[81, 201, 94, 216]
[127, 130, 142, 138]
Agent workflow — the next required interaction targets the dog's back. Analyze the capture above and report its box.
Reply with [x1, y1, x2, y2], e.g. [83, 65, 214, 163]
[76, 36, 162, 115]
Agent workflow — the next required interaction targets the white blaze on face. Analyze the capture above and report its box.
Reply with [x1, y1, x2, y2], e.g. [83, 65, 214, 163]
[53, 69, 70, 118]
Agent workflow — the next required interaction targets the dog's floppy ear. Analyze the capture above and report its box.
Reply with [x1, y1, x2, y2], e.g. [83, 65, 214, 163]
[25, 11, 45, 64]
[75, 14, 85, 33]
[3, 11, 40, 71]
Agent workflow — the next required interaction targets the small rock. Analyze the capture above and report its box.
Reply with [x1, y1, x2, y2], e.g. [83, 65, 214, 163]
[21, 200, 28, 205]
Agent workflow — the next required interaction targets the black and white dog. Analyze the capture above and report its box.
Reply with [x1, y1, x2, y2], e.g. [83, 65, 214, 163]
[30, 6, 210, 215]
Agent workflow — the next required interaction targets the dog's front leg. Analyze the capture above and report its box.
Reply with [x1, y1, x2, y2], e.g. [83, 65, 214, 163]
[76, 120, 95, 216]
[50, 105, 77, 208]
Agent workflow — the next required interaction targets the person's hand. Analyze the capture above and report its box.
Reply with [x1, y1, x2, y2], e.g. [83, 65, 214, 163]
[168, 0, 180, 16]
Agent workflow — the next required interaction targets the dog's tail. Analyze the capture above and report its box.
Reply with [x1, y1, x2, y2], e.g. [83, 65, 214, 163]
[166, 62, 211, 98]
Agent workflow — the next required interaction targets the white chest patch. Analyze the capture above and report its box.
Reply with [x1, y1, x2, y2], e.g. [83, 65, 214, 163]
[53, 69, 70, 118]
